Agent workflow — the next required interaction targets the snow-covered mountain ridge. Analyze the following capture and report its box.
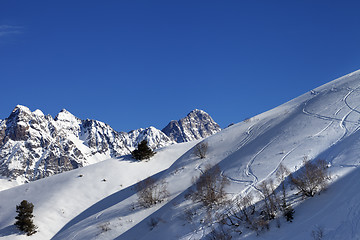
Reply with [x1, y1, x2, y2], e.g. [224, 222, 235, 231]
[0, 107, 220, 184]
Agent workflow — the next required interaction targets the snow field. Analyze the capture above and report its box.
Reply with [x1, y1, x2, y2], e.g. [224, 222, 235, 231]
[0, 141, 197, 240]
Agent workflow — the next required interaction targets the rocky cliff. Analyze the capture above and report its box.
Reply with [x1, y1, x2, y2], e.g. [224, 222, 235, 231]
[162, 109, 221, 143]
[0, 106, 220, 183]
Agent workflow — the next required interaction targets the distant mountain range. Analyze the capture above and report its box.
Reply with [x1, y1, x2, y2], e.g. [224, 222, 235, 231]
[0, 106, 221, 182]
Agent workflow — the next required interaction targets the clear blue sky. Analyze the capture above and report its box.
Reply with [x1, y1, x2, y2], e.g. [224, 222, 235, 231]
[1, 1, 360, 132]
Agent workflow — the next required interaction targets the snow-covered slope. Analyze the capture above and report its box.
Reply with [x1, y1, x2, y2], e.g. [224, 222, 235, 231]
[113, 70, 360, 240]
[1, 70, 360, 239]
[0, 141, 198, 240]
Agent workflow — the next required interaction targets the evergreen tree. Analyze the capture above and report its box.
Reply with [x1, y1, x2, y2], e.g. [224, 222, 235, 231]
[15, 200, 37, 235]
[131, 140, 155, 160]
[284, 205, 295, 222]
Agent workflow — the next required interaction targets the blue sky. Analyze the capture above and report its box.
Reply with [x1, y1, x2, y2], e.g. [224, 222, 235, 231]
[1, 1, 360, 132]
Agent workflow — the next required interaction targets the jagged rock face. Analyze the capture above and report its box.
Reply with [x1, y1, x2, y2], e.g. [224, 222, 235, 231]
[0, 106, 176, 182]
[0, 106, 218, 183]
[162, 109, 221, 143]
[0, 106, 86, 181]
[127, 127, 175, 150]
[81, 119, 132, 157]
[3, 106, 31, 142]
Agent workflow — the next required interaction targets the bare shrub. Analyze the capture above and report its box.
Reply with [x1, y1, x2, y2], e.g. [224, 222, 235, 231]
[184, 208, 196, 223]
[276, 163, 290, 209]
[194, 142, 208, 159]
[258, 179, 279, 220]
[235, 194, 255, 226]
[207, 226, 232, 240]
[243, 195, 255, 219]
[221, 193, 255, 234]
[136, 177, 169, 208]
[98, 222, 111, 233]
[190, 165, 229, 208]
[253, 217, 270, 234]
[148, 217, 162, 230]
[290, 159, 328, 197]
[311, 225, 324, 240]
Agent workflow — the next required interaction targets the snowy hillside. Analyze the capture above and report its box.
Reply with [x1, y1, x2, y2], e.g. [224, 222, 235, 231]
[1, 69, 360, 239]
[0, 141, 199, 240]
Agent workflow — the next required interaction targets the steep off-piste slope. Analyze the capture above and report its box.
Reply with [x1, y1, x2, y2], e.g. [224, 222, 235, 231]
[1, 70, 360, 239]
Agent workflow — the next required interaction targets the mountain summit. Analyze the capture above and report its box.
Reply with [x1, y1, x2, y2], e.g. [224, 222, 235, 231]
[162, 109, 221, 143]
[0, 106, 219, 183]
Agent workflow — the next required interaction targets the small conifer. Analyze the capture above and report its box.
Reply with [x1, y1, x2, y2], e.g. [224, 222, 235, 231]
[131, 140, 155, 160]
[15, 200, 37, 235]
[284, 205, 295, 222]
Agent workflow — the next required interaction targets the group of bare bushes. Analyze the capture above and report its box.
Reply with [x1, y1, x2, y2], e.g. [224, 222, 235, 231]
[134, 139, 330, 238]
[185, 159, 329, 239]
[224, 160, 329, 238]
[136, 177, 169, 208]
[290, 159, 329, 197]
[188, 165, 229, 208]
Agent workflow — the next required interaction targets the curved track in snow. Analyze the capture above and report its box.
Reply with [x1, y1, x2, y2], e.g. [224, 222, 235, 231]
[244, 137, 279, 190]
[243, 87, 360, 195]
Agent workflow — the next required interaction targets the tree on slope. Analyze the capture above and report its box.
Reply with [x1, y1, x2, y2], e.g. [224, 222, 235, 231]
[276, 164, 290, 209]
[15, 200, 37, 236]
[194, 142, 208, 159]
[131, 140, 155, 160]
[190, 165, 229, 208]
[136, 177, 169, 208]
[290, 159, 328, 197]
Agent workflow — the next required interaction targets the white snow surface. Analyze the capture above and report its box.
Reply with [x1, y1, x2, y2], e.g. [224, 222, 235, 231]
[1, 70, 360, 239]
[0, 141, 198, 240]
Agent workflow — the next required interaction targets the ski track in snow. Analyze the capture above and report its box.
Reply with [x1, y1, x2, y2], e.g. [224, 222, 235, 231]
[265, 145, 300, 180]
[229, 87, 360, 198]
[220, 120, 276, 194]
[302, 86, 360, 170]
[245, 137, 279, 191]
[332, 86, 360, 147]
[302, 97, 358, 124]
[342, 86, 360, 115]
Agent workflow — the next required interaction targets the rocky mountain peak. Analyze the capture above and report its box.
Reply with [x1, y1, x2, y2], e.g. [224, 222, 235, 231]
[186, 109, 214, 122]
[13, 105, 31, 113]
[0, 106, 220, 183]
[1, 105, 34, 142]
[188, 108, 205, 115]
[54, 109, 81, 136]
[55, 109, 80, 123]
[162, 109, 221, 143]
[127, 126, 175, 150]
[8, 105, 31, 120]
[32, 109, 45, 117]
